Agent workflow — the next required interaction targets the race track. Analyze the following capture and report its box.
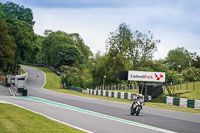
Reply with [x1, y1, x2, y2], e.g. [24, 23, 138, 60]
[0, 66, 200, 133]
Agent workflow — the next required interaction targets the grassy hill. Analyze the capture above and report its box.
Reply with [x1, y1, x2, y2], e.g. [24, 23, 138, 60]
[163, 81, 200, 100]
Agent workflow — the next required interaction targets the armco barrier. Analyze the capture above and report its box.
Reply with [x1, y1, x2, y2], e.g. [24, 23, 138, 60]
[163, 96, 200, 109]
[66, 86, 82, 92]
[22, 63, 60, 76]
[87, 89, 140, 101]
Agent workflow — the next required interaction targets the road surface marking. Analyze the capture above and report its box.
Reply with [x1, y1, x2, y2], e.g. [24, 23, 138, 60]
[18, 96, 177, 133]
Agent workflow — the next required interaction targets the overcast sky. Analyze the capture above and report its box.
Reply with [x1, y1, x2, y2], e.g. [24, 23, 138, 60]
[2, 0, 200, 59]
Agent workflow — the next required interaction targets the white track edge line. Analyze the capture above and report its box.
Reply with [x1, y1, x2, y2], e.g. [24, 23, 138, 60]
[24, 65, 200, 116]
[4, 100, 93, 133]
[22, 96, 177, 133]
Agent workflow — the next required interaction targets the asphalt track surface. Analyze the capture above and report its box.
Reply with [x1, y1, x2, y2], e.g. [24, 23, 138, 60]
[0, 66, 200, 133]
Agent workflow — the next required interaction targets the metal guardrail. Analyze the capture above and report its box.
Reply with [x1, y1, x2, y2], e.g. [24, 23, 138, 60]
[65, 86, 83, 92]
[22, 63, 60, 76]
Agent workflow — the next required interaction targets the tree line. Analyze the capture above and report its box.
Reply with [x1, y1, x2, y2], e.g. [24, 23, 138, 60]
[0, 1, 199, 89]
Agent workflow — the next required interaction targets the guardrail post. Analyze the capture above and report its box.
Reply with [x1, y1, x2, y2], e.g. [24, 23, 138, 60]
[193, 82, 195, 91]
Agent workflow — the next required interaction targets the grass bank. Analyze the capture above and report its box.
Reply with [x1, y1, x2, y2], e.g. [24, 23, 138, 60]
[163, 81, 200, 100]
[24, 65, 200, 114]
[0, 103, 84, 133]
[36, 66, 61, 90]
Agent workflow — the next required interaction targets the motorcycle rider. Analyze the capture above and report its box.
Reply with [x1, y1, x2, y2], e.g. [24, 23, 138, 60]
[131, 94, 144, 109]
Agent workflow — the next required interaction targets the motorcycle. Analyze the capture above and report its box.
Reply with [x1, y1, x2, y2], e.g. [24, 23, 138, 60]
[130, 100, 143, 116]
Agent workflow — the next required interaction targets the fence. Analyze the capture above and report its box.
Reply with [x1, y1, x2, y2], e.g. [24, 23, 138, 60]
[163, 81, 200, 96]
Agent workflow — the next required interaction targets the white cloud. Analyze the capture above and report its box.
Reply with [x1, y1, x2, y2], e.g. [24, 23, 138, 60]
[30, 1, 200, 59]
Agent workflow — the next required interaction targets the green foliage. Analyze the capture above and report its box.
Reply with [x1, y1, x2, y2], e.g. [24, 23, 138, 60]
[1, 1, 34, 27]
[165, 70, 177, 83]
[41, 31, 75, 65]
[60, 65, 93, 88]
[70, 33, 93, 61]
[89, 52, 131, 87]
[181, 67, 200, 81]
[191, 52, 200, 69]
[128, 30, 159, 68]
[0, 1, 37, 73]
[41, 30, 91, 69]
[0, 18, 14, 72]
[57, 46, 83, 67]
[6, 17, 37, 63]
[166, 47, 192, 71]
[35, 35, 46, 64]
[106, 23, 132, 55]
[106, 23, 159, 68]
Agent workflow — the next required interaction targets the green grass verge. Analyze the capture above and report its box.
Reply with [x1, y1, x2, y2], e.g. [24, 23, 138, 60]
[0, 103, 84, 133]
[36, 67, 61, 90]
[19, 68, 26, 74]
[24, 65, 200, 114]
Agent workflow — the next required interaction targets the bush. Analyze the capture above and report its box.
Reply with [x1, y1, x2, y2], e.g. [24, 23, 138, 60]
[182, 67, 200, 81]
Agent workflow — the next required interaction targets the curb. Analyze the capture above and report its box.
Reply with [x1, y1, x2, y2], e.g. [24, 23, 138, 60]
[163, 96, 200, 109]
[9, 86, 17, 96]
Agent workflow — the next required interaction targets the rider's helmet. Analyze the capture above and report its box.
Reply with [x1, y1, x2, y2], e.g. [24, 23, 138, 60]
[137, 94, 143, 99]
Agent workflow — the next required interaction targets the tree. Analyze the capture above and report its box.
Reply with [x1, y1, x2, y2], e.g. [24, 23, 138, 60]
[56, 46, 83, 68]
[181, 67, 200, 81]
[190, 52, 200, 69]
[1, 1, 37, 71]
[41, 31, 76, 66]
[60, 65, 92, 88]
[1, 1, 34, 27]
[0, 18, 14, 72]
[6, 18, 37, 63]
[90, 51, 131, 87]
[128, 30, 158, 68]
[60, 66, 82, 87]
[35, 35, 46, 64]
[106, 23, 159, 69]
[70, 33, 93, 61]
[166, 47, 192, 71]
[106, 23, 132, 56]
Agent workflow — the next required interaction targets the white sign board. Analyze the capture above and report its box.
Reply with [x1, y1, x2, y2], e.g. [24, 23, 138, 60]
[128, 71, 165, 82]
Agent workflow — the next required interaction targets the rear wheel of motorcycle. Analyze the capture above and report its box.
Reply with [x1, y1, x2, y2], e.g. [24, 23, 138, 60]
[130, 108, 134, 115]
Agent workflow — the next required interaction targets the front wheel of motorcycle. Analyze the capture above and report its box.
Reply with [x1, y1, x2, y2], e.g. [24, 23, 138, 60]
[136, 107, 141, 116]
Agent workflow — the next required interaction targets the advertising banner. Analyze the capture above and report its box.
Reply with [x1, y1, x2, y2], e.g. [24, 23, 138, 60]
[128, 71, 165, 82]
